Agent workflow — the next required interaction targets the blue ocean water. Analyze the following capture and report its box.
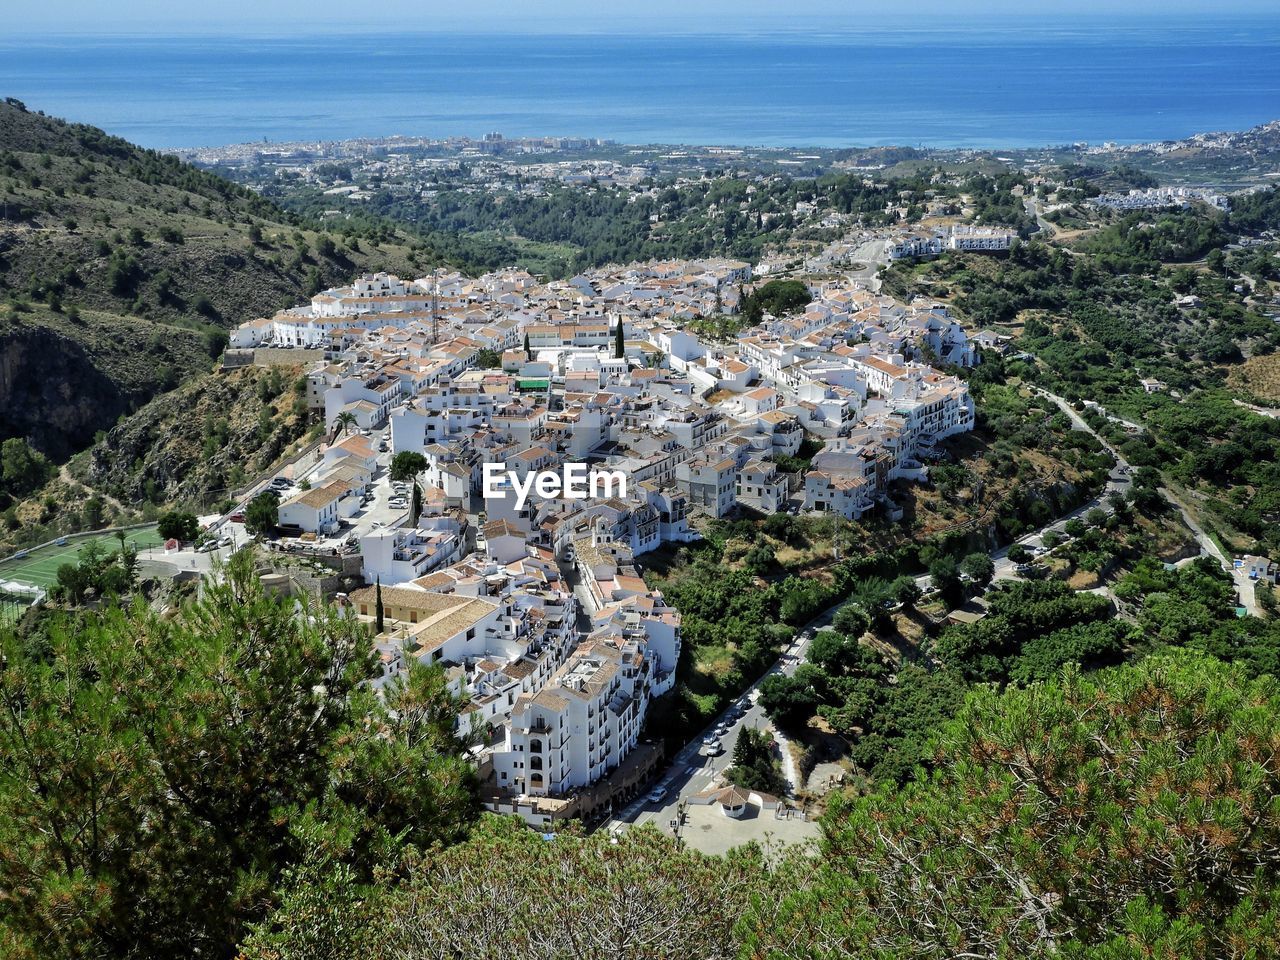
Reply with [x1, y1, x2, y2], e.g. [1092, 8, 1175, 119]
[2, 19, 1279, 150]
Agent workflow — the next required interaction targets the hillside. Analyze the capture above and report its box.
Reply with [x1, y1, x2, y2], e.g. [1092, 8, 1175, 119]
[0, 98, 425, 456]
[0, 300, 211, 459]
[74, 364, 315, 512]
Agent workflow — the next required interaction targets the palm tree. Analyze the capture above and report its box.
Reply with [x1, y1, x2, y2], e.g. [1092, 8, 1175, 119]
[332, 411, 357, 440]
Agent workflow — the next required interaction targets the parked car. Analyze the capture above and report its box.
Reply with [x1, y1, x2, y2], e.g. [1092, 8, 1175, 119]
[229, 512, 245, 523]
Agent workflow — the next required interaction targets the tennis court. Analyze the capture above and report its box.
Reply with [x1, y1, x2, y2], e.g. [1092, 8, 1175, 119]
[0, 526, 162, 590]
[1, 597, 28, 625]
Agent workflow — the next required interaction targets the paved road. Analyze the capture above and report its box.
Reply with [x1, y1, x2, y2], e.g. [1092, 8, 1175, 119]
[610, 385, 1142, 831]
[1160, 484, 1259, 616]
[1032, 387, 1258, 613]
[1024, 196, 1057, 239]
[609, 609, 839, 832]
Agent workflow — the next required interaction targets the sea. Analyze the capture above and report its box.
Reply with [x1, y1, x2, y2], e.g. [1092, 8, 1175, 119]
[2, 17, 1280, 151]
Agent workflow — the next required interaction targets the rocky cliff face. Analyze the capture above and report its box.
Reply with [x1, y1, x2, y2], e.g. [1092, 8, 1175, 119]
[0, 306, 212, 460]
[0, 326, 124, 460]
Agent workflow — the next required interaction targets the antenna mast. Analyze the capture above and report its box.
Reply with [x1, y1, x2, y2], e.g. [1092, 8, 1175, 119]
[431, 270, 440, 345]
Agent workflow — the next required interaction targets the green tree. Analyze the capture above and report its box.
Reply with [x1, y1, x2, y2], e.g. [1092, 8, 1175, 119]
[744, 541, 776, 576]
[390, 451, 427, 526]
[890, 574, 923, 609]
[614, 319, 625, 359]
[158, 510, 200, 542]
[244, 490, 280, 535]
[832, 601, 870, 638]
[727, 727, 785, 794]
[959, 551, 995, 588]
[746, 654, 1280, 959]
[244, 816, 767, 960]
[757, 671, 818, 731]
[0, 437, 54, 500]
[82, 496, 105, 530]
[332, 411, 357, 438]
[928, 555, 965, 607]
[389, 451, 427, 485]
[0, 552, 477, 959]
[375, 577, 385, 634]
[848, 577, 893, 631]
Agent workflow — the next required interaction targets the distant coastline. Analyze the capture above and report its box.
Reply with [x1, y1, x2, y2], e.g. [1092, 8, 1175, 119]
[4, 20, 1280, 150]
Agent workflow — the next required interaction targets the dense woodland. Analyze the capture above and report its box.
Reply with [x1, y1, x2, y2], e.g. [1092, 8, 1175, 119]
[270, 168, 1036, 276]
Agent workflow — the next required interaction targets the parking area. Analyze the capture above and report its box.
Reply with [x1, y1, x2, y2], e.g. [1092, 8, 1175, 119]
[678, 801, 820, 857]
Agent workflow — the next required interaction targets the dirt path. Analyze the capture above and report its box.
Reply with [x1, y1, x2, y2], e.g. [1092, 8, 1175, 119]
[59, 463, 128, 514]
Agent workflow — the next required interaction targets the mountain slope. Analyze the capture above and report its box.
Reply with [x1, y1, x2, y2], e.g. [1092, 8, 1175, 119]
[0, 98, 423, 455]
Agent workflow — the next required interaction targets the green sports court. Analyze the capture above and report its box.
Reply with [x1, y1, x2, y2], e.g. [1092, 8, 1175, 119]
[0, 526, 162, 592]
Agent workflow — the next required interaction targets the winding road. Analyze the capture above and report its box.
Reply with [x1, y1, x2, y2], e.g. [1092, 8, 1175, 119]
[609, 384, 1145, 830]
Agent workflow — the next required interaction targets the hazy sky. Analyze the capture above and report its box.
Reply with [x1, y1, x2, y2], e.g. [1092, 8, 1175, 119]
[12, 0, 1278, 34]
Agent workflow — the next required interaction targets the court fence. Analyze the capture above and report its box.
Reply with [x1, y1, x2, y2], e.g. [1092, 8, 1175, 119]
[0, 522, 159, 572]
